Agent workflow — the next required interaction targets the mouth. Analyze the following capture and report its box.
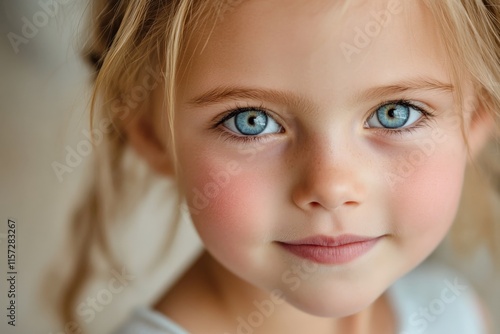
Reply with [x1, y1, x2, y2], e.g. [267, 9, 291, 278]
[276, 234, 384, 265]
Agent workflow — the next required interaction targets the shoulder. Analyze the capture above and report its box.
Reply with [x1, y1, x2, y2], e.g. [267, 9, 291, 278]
[387, 261, 488, 334]
[111, 307, 189, 334]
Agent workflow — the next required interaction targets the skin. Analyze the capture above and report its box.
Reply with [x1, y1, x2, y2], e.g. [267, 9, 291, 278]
[125, 0, 493, 333]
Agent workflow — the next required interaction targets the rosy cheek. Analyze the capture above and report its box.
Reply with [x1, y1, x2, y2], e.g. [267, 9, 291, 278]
[388, 147, 466, 251]
[182, 153, 271, 249]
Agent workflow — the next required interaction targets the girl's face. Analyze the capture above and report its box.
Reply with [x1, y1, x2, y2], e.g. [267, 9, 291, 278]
[169, 0, 474, 317]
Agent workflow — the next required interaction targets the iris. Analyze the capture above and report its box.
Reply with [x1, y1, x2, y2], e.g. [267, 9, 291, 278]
[376, 103, 410, 128]
[235, 110, 268, 135]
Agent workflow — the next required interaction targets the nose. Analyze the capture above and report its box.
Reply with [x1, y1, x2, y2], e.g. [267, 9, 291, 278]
[291, 138, 367, 212]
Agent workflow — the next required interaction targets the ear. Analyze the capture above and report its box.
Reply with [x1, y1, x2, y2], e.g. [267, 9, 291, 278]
[124, 114, 175, 176]
[466, 99, 496, 159]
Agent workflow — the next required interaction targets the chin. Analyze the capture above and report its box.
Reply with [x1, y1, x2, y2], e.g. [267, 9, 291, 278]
[288, 298, 375, 319]
[281, 283, 385, 318]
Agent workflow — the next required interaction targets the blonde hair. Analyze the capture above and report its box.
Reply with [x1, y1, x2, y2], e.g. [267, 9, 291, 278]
[424, 0, 500, 258]
[55, 0, 500, 330]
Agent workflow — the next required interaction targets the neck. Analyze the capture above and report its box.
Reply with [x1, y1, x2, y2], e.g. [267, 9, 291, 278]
[155, 251, 395, 334]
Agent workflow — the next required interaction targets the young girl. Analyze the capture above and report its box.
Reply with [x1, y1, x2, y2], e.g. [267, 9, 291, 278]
[57, 0, 500, 333]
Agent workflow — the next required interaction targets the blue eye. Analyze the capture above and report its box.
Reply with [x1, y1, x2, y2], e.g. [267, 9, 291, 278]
[366, 102, 423, 129]
[223, 109, 282, 136]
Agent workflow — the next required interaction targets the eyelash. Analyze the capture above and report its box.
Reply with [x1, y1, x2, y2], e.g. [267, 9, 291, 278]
[209, 103, 282, 145]
[209, 100, 435, 144]
[367, 99, 435, 137]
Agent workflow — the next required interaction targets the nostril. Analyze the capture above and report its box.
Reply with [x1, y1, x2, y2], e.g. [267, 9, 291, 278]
[309, 200, 357, 210]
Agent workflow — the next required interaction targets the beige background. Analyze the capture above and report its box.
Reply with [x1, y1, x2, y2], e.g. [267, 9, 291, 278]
[0, 1, 498, 333]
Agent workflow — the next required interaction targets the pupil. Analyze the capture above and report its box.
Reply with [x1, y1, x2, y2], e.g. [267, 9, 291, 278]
[249, 116, 256, 126]
[388, 108, 395, 118]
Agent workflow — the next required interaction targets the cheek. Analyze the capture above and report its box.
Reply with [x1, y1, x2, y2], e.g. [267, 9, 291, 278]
[388, 146, 466, 255]
[180, 151, 275, 259]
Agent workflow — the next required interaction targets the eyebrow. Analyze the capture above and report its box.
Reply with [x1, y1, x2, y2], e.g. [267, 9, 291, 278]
[188, 86, 312, 111]
[353, 78, 454, 102]
[188, 78, 454, 109]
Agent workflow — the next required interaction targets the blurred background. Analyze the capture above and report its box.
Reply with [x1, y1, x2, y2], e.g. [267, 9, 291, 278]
[0, 1, 203, 333]
[0, 1, 498, 333]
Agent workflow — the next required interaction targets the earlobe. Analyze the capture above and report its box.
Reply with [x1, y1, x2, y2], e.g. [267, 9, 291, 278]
[124, 114, 175, 176]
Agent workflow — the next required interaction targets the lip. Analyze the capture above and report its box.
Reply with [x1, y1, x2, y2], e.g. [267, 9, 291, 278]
[277, 234, 383, 265]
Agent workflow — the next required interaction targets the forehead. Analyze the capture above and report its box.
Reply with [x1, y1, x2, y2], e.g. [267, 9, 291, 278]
[178, 0, 449, 103]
